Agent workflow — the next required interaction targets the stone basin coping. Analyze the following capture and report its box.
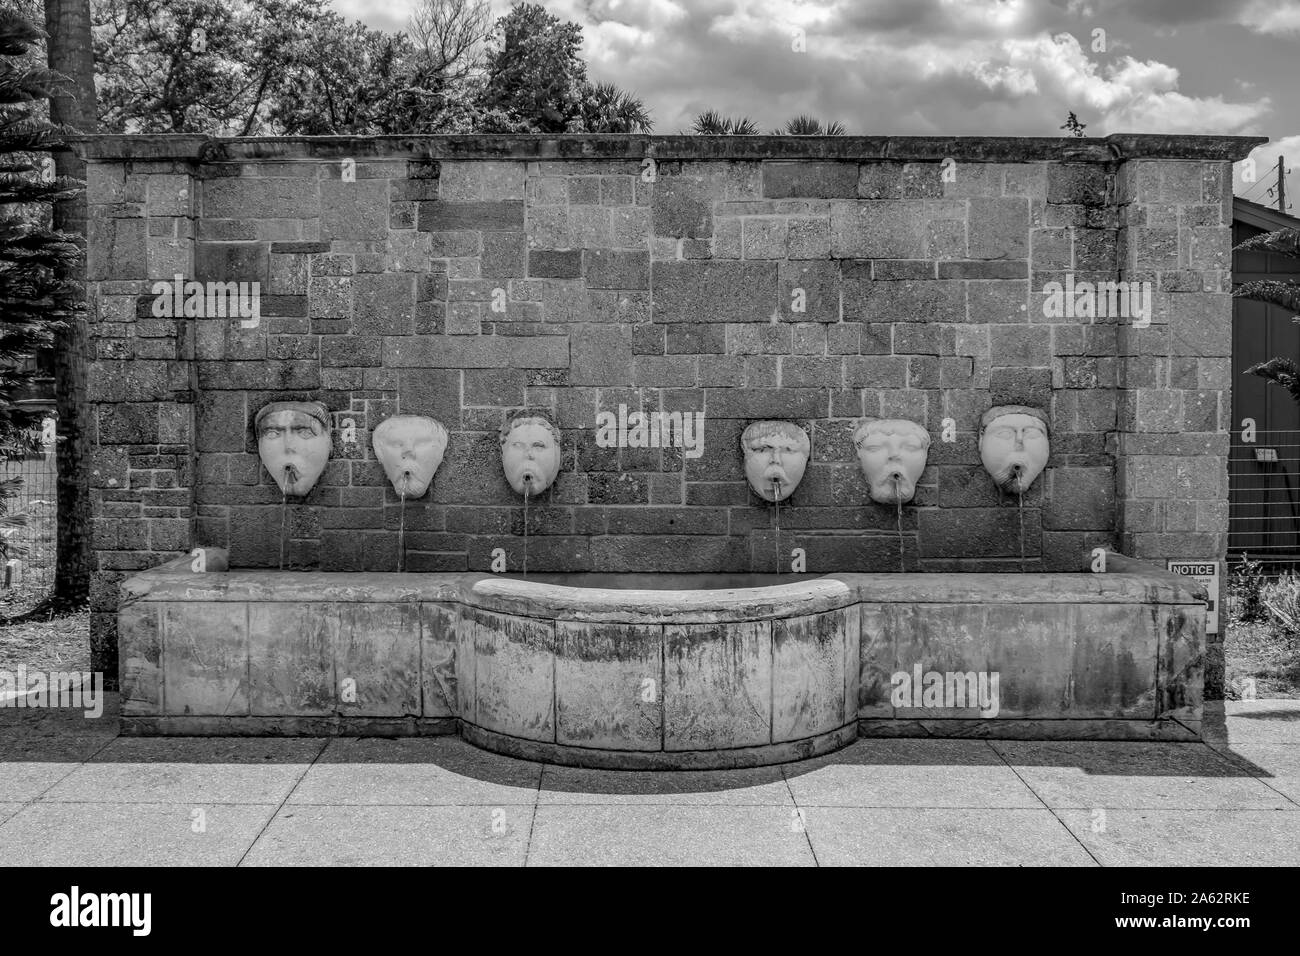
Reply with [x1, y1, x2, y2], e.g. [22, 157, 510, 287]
[125, 551, 1205, 626]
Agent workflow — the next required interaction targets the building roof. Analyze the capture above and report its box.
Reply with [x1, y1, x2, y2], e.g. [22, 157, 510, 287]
[1234, 196, 1300, 231]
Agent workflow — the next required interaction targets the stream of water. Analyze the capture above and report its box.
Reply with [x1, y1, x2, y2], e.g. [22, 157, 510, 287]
[522, 481, 530, 577]
[397, 488, 407, 573]
[895, 487, 905, 574]
[278, 490, 288, 570]
[278, 463, 296, 570]
[1017, 489, 1026, 572]
[772, 479, 782, 574]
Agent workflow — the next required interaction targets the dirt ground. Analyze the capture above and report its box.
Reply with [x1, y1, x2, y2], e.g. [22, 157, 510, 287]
[0, 583, 90, 674]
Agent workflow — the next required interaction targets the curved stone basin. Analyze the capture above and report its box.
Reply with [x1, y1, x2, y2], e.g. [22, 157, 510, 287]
[117, 553, 1207, 769]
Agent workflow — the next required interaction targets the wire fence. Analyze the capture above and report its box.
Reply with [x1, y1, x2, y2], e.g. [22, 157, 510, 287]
[1, 440, 57, 589]
[1229, 429, 1300, 575]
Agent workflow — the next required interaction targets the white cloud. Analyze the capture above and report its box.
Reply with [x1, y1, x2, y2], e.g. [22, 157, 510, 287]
[332, 0, 417, 34]
[1238, 0, 1300, 34]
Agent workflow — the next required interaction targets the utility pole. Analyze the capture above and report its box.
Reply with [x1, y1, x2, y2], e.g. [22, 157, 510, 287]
[1279, 155, 1287, 215]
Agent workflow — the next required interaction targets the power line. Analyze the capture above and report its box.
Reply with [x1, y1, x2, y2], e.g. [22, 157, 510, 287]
[1238, 175, 1274, 203]
[1238, 176, 1273, 203]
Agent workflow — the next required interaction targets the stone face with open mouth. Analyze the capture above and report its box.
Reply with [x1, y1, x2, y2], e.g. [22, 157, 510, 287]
[500, 414, 562, 495]
[741, 421, 810, 502]
[372, 415, 448, 498]
[979, 405, 1050, 494]
[255, 401, 332, 497]
[853, 418, 930, 505]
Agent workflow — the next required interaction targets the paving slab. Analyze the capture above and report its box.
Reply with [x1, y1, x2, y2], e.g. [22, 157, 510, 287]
[1057, 809, 1300, 866]
[241, 804, 529, 866]
[1203, 744, 1300, 806]
[538, 764, 793, 805]
[990, 741, 1292, 810]
[0, 803, 23, 828]
[0, 762, 82, 802]
[802, 807, 1097, 866]
[1201, 700, 1300, 746]
[41, 737, 326, 805]
[0, 734, 116, 804]
[527, 805, 816, 866]
[784, 739, 1041, 808]
[287, 738, 541, 806]
[0, 802, 275, 866]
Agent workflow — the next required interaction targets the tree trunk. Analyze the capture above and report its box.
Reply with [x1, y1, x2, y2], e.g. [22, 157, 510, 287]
[45, 0, 95, 609]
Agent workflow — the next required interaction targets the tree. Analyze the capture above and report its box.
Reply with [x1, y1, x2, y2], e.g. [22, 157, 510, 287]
[0, 7, 82, 570]
[1235, 227, 1300, 398]
[267, 17, 426, 135]
[91, 0, 653, 136]
[582, 81, 652, 133]
[257, 0, 498, 135]
[479, 2, 588, 133]
[774, 115, 846, 135]
[409, 0, 489, 84]
[44, 0, 94, 608]
[1060, 111, 1087, 137]
[93, 0, 334, 135]
[93, 0, 242, 132]
[397, 0, 491, 133]
[691, 110, 758, 135]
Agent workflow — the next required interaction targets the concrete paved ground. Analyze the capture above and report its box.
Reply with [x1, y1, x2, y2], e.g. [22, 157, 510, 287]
[2, 696, 1297, 866]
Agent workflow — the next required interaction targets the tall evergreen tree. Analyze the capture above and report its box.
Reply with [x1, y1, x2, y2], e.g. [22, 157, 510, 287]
[0, 6, 82, 565]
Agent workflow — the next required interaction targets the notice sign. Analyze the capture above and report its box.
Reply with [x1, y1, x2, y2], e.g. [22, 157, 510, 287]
[1166, 560, 1220, 635]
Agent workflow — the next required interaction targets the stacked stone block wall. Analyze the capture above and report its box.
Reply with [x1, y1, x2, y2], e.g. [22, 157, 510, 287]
[80, 134, 1261, 679]
[85, 158, 199, 672]
[1115, 158, 1238, 693]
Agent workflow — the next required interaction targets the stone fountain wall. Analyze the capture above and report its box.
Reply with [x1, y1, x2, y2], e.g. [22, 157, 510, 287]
[79, 133, 1261, 676]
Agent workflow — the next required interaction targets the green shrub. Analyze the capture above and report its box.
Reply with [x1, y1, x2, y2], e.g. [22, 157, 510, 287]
[1261, 573, 1300, 636]
[1230, 554, 1267, 623]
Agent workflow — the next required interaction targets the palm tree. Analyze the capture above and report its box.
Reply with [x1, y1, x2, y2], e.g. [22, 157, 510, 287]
[1235, 227, 1300, 397]
[691, 110, 758, 135]
[776, 115, 846, 135]
[583, 81, 653, 133]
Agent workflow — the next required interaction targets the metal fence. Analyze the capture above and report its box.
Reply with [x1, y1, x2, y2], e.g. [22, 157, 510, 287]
[1228, 428, 1300, 575]
[1, 442, 57, 588]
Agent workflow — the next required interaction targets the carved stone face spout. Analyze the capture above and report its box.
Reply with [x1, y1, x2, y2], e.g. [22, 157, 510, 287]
[256, 401, 332, 497]
[980, 406, 1050, 494]
[372, 415, 448, 499]
[501, 415, 562, 496]
[854, 418, 930, 505]
[742, 421, 809, 503]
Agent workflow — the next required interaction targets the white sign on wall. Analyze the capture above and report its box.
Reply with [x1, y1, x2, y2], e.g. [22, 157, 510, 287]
[1166, 560, 1220, 635]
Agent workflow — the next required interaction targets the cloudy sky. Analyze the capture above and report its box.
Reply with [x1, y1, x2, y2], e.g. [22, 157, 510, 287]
[333, 0, 1300, 211]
